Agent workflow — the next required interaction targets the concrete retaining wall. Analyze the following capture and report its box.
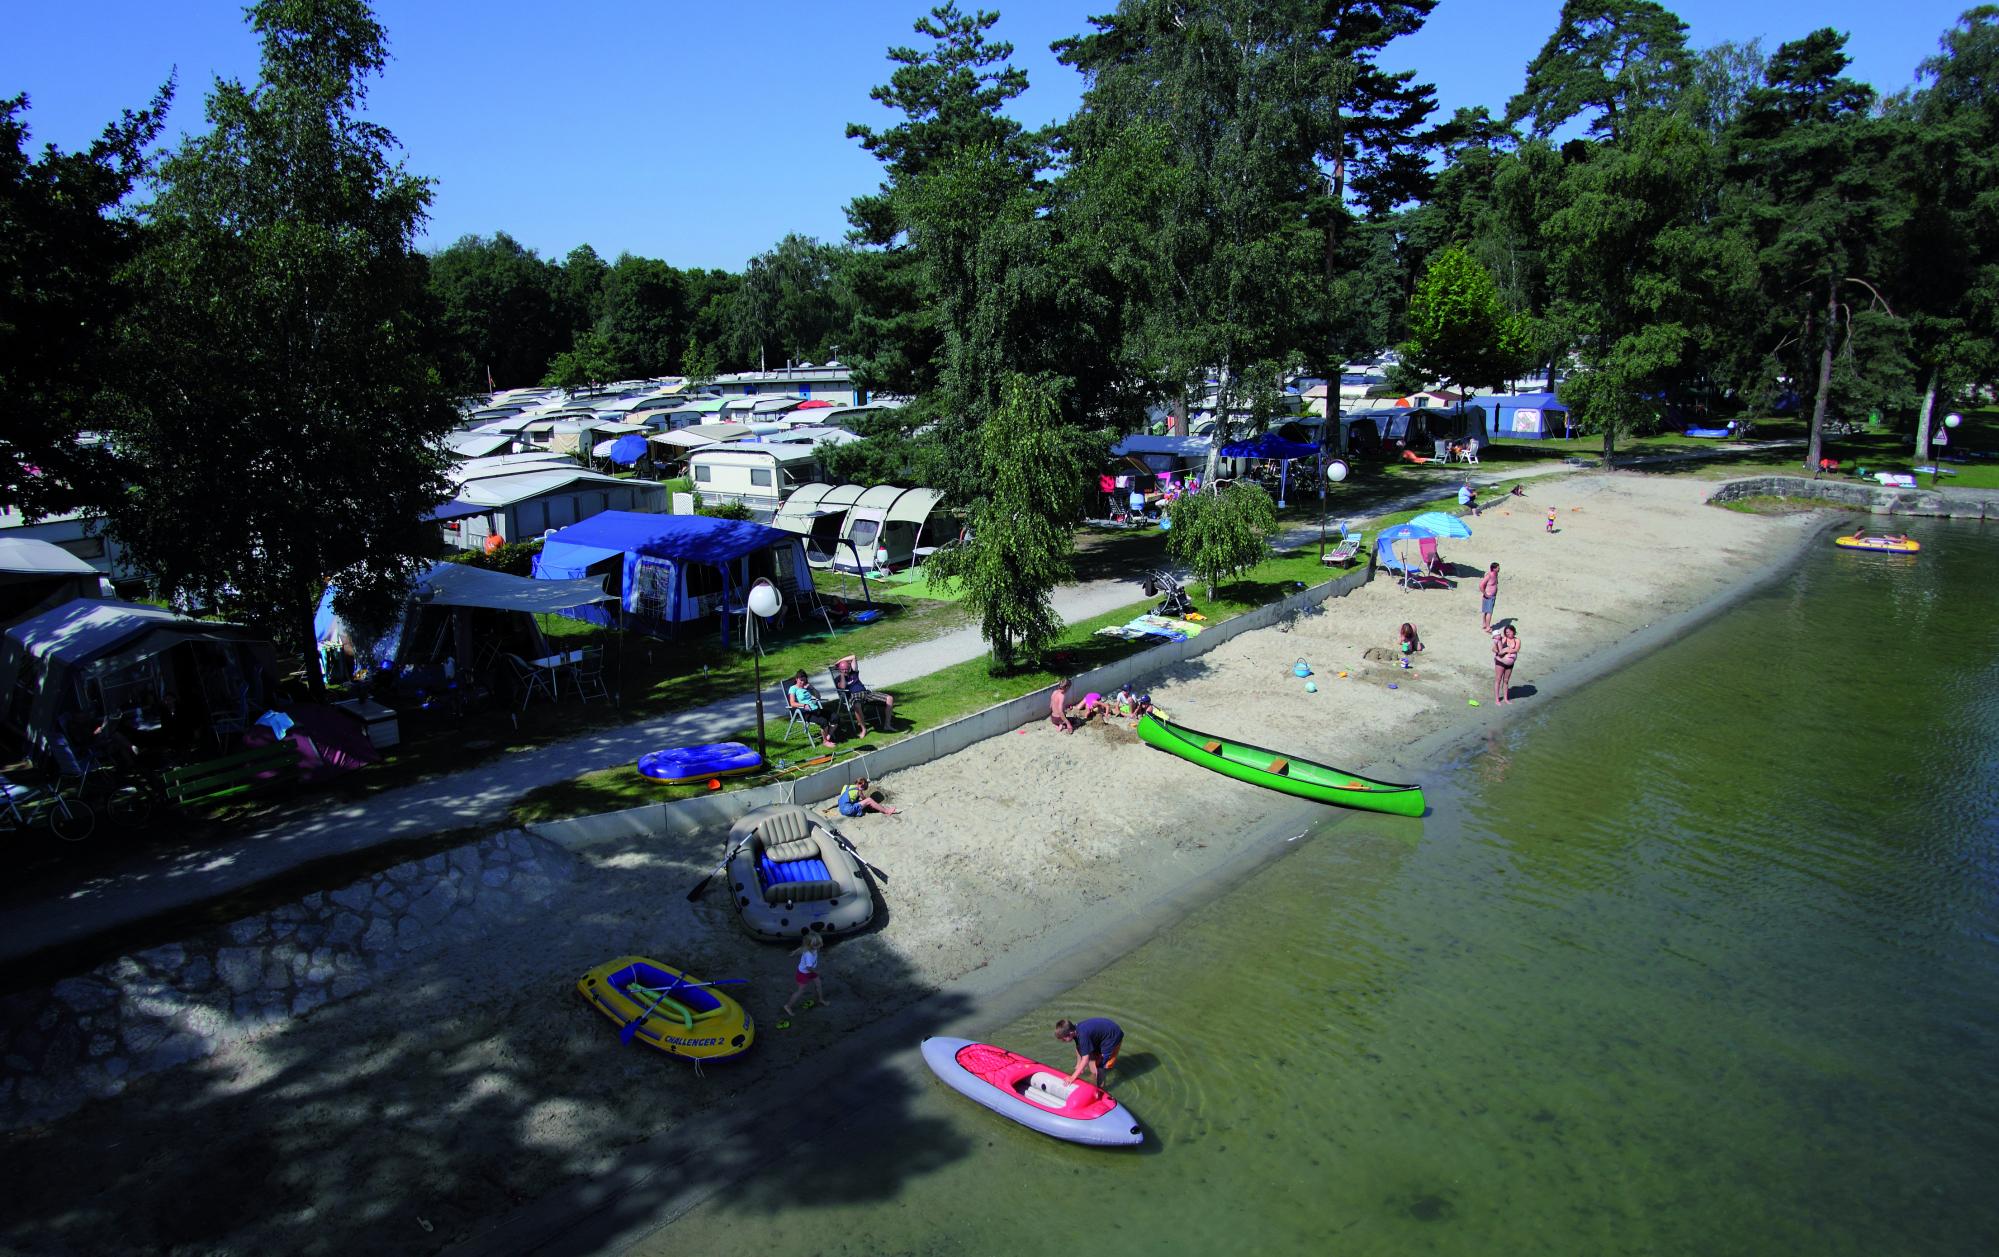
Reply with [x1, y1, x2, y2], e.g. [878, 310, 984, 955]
[1706, 475, 1997, 520]
[532, 560, 1376, 850]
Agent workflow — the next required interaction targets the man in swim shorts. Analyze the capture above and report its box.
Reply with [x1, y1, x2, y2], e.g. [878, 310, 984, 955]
[1479, 562, 1499, 631]
[1056, 1016, 1123, 1088]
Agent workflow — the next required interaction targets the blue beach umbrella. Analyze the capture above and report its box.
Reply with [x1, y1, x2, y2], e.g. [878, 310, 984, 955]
[1373, 521, 1437, 547]
[607, 433, 649, 466]
[1406, 510, 1472, 539]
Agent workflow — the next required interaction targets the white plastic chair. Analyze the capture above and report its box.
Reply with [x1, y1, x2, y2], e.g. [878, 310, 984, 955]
[1463, 438, 1480, 464]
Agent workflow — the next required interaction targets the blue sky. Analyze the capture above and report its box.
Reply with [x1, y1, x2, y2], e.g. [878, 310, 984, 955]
[2, 1, 1966, 271]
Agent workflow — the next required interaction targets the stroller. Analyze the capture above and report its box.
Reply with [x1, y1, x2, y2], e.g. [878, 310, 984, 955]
[1140, 568, 1195, 617]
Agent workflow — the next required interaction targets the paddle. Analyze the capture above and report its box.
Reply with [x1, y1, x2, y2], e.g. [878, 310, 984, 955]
[825, 823, 889, 883]
[686, 832, 756, 902]
[617, 974, 747, 1045]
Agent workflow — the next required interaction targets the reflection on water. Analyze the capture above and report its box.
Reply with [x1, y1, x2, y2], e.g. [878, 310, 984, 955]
[646, 522, 1999, 1256]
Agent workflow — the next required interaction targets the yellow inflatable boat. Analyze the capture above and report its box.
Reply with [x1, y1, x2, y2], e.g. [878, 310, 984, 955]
[1834, 531, 1920, 554]
[577, 956, 754, 1062]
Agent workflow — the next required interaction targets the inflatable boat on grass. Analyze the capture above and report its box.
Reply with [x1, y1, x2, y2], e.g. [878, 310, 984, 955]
[922, 1036, 1142, 1146]
[577, 957, 754, 1062]
[726, 804, 876, 940]
[1136, 713, 1425, 817]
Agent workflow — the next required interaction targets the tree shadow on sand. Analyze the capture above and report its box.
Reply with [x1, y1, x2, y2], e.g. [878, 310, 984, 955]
[0, 822, 976, 1256]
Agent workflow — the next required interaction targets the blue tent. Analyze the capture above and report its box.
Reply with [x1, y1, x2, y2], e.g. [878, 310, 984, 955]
[532, 511, 814, 633]
[1467, 392, 1571, 441]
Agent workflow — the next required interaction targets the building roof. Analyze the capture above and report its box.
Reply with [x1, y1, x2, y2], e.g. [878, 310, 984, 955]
[450, 451, 578, 481]
[455, 468, 631, 508]
[710, 364, 854, 386]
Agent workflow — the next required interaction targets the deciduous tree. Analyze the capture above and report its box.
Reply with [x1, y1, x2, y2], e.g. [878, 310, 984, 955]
[923, 375, 1085, 671]
[1166, 480, 1278, 599]
[0, 90, 168, 519]
[113, 0, 455, 692]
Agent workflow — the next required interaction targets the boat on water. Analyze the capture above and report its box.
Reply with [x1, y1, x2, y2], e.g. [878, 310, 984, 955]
[577, 956, 754, 1062]
[921, 1036, 1142, 1146]
[725, 804, 876, 940]
[1135, 713, 1425, 817]
[1834, 531, 1920, 554]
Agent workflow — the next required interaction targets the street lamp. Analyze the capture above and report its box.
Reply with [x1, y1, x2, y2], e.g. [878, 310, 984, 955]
[1934, 412, 1963, 487]
[746, 578, 783, 762]
[1318, 459, 1349, 562]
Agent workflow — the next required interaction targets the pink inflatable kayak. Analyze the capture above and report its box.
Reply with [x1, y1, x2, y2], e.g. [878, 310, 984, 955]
[920, 1036, 1142, 1146]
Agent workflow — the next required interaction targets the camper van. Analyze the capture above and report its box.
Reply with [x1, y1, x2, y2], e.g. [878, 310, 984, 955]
[688, 446, 824, 517]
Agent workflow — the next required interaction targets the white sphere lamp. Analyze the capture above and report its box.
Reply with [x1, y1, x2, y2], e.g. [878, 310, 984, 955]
[746, 578, 783, 619]
[1326, 460, 1350, 484]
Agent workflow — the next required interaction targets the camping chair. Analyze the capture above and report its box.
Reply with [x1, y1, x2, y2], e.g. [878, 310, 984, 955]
[828, 660, 889, 735]
[505, 653, 556, 712]
[209, 682, 251, 749]
[570, 646, 610, 704]
[779, 682, 811, 744]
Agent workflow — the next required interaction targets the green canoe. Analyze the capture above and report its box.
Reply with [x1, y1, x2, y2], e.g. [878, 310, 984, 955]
[1134, 714, 1426, 817]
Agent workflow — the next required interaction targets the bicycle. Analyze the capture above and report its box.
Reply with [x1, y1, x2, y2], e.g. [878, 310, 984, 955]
[1, 773, 97, 844]
[43, 734, 157, 830]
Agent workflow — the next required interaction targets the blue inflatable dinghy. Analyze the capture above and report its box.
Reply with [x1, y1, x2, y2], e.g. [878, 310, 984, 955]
[638, 742, 764, 784]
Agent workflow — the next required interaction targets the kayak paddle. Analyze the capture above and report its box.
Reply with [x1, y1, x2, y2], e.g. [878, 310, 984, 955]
[685, 833, 754, 901]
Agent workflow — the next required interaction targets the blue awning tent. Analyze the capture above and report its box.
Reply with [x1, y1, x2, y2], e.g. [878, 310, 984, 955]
[532, 511, 815, 633]
[1467, 392, 1571, 441]
[1218, 431, 1320, 506]
[1218, 432, 1319, 460]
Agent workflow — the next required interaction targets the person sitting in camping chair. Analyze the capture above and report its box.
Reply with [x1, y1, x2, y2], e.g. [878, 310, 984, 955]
[831, 655, 895, 736]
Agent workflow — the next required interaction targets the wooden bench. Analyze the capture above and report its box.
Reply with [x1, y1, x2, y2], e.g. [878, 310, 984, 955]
[1266, 758, 1290, 776]
[1202, 740, 1223, 754]
[161, 739, 300, 808]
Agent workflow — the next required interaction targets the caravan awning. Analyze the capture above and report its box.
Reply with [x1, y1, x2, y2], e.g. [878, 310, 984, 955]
[1110, 434, 1212, 458]
[417, 562, 609, 612]
[422, 499, 489, 523]
[885, 487, 945, 526]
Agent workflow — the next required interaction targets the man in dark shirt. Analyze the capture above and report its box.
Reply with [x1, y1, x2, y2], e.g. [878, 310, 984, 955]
[1055, 1016, 1123, 1088]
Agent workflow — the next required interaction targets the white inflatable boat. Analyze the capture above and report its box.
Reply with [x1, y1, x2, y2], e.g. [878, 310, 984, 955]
[921, 1036, 1142, 1146]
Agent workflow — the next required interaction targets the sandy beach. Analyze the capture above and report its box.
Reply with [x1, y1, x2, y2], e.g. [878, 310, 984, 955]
[0, 473, 1818, 1254]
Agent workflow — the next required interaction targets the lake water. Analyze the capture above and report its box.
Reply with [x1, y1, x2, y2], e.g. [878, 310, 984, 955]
[643, 519, 1999, 1256]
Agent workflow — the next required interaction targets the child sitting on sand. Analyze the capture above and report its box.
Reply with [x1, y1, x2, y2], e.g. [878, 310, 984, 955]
[1398, 622, 1424, 656]
[837, 776, 898, 817]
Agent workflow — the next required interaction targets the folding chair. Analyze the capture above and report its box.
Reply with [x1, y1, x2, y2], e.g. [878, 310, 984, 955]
[506, 653, 555, 712]
[779, 682, 810, 743]
[570, 646, 610, 703]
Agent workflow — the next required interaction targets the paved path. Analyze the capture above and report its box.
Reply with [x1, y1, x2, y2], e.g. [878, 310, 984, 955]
[0, 449, 1759, 971]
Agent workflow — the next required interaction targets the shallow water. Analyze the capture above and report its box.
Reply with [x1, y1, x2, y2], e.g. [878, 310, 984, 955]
[645, 520, 1999, 1256]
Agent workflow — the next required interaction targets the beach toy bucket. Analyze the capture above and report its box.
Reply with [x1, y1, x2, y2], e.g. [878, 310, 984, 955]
[1293, 660, 1312, 677]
